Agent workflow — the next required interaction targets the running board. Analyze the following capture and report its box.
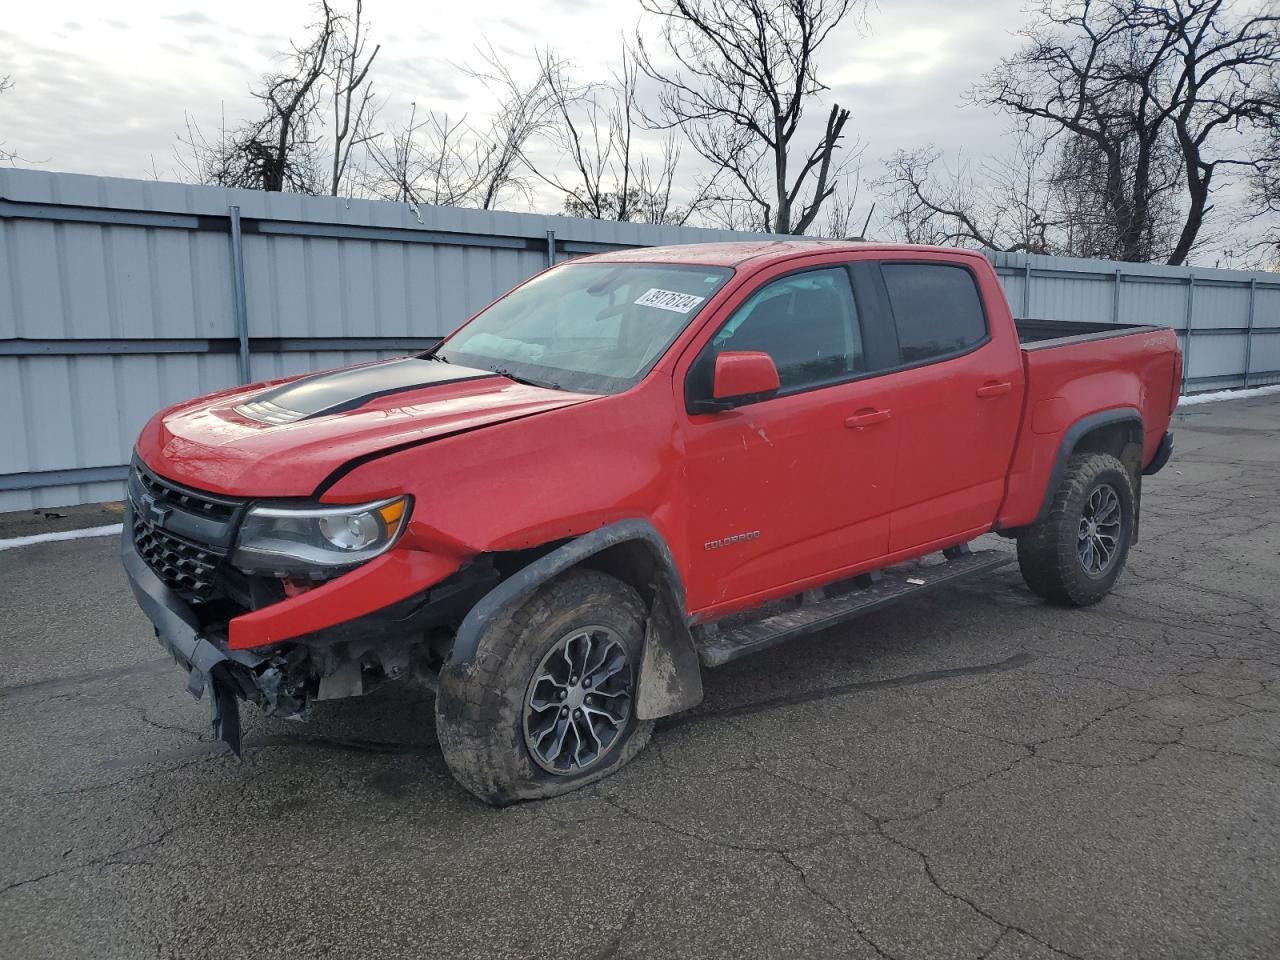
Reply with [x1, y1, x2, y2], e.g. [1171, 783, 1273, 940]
[694, 548, 1014, 668]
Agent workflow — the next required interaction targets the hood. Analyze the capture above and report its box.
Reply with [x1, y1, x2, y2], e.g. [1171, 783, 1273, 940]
[136, 357, 598, 497]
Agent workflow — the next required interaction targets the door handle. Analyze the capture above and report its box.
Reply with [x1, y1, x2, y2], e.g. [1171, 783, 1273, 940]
[976, 381, 1012, 399]
[845, 407, 892, 428]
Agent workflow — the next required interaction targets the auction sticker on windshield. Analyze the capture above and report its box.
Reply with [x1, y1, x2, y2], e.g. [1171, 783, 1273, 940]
[635, 288, 706, 314]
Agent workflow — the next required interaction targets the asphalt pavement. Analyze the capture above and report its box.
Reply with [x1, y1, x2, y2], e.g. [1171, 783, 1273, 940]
[2, 395, 1278, 960]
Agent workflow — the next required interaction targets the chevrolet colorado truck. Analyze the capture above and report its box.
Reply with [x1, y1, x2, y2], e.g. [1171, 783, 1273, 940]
[122, 241, 1181, 804]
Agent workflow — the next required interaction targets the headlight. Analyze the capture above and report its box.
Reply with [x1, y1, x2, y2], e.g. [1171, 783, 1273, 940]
[231, 496, 411, 577]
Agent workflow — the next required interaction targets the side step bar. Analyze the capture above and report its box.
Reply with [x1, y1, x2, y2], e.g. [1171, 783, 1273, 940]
[694, 548, 1013, 668]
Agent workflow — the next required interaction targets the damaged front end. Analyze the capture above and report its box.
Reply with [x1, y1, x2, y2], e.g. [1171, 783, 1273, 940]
[121, 462, 494, 754]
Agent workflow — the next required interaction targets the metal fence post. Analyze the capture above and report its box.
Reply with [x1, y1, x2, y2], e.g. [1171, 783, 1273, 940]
[228, 206, 251, 384]
[1182, 274, 1195, 394]
[1022, 260, 1031, 317]
[1112, 267, 1122, 324]
[546, 229, 556, 268]
[1243, 278, 1257, 390]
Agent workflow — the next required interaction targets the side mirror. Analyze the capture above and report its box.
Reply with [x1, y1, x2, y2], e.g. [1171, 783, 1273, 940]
[711, 351, 780, 405]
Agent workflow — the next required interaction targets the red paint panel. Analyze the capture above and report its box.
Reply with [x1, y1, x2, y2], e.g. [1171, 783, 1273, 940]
[136, 373, 598, 497]
[228, 548, 461, 649]
[996, 327, 1180, 529]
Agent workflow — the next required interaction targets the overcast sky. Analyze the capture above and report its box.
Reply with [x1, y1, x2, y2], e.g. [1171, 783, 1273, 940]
[2, 0, 1043, 228]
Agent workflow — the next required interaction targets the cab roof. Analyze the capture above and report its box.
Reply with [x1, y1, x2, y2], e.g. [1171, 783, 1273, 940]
[581, 240, 985, 269]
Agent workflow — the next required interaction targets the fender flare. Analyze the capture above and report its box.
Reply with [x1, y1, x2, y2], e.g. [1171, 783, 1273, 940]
[1034, 406, 1144, 523]
[446, 518, 703, 720]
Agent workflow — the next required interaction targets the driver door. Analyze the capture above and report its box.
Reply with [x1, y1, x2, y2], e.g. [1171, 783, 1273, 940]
[678, 263, 899, 615]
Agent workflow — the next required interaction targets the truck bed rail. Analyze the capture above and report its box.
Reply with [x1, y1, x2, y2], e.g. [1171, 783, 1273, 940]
[1016, 318, 1163, 349]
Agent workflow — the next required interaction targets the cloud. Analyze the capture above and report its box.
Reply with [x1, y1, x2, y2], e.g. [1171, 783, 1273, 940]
[377, 54, 471, 104]
[0, 0, 1021, 197]
[163, 10, 217, 27]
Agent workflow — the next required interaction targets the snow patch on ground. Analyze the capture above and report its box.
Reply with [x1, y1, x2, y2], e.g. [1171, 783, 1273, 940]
[0, 523, 123, 552]
[1180, 384, 1280, 406]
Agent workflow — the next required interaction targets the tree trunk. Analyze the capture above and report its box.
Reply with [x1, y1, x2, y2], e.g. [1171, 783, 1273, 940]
[1168, 177, 1208, 266]
[773, 117, 790, 234]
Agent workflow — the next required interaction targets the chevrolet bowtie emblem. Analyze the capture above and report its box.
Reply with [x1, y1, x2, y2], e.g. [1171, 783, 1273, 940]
[140, 494, 171, 527]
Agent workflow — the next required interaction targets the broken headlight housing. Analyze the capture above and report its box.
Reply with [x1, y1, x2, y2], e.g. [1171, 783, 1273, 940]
[231, 496, 412, 577]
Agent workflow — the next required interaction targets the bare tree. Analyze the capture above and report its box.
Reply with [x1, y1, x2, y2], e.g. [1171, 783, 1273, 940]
[1047, 126, 1184, 258]
[0, 75, 16, 164]
[879, 131, 1089, 254]
[366, 45, 556, 213]
[974, 0, 1280, 265]
[368, 103, 430, 204]
[178, 2, 337, 192]
[635, 0, 865, 234]
[633, 134, 694, 223]
[368, 106, 501, 208]
[532, 51, 614, 218]
[1242, 80, 1280, 266]
[328, 0, 380, 196]
[532, 46, 693, 223]
[880, 148, 991, 249]
[813, 171, 865, 238]
[460, 45, 558, 210]
[366, 103, 434, 205]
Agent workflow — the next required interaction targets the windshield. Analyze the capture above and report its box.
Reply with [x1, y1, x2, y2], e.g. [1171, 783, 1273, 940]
[433, 262, 734, 394]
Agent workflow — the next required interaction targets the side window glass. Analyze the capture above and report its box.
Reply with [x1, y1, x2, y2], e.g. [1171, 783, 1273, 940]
[710, 268, 862, 392]
[881, 263, 987, 364]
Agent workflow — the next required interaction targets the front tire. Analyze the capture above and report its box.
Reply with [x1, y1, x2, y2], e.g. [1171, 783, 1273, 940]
[435, 569, 654, 805]
[1016, 452, 1135, 607]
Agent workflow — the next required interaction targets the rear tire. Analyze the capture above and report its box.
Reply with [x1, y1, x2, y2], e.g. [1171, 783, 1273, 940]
[1016, 452, 1135, 607]
[435, 569, 654, 806]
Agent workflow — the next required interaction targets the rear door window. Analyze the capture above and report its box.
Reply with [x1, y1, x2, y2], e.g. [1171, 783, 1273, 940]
[881, 263, 988, 364]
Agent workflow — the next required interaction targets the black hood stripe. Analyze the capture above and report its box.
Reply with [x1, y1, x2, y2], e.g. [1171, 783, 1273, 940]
[238, 357, 499, 423]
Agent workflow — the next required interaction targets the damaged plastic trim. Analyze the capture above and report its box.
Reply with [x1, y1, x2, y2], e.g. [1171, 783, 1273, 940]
[122, 525, 298, 754]
[448, 518, 704, 720]
[123, 504, 504, 755]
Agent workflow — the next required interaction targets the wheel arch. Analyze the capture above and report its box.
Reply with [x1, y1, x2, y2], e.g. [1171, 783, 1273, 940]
[447, 519, 703, 720]
[1033, 407, 1144, 525]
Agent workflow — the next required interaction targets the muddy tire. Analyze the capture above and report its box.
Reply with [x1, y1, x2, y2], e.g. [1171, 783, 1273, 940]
[434, 569, 654, 805]
[1016, 452, 1135, 607]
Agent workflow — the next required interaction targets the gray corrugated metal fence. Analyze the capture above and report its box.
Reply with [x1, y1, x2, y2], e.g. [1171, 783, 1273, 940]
[0, 169, 790, 510]
[2, 168, 1278, 511]
[987, 250, 1280, 396]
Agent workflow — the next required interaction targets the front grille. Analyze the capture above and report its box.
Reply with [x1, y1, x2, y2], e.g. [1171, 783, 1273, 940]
[129, 462, 244, 602]
[133, 463, 239, 523]
[132, 516, 225, 599]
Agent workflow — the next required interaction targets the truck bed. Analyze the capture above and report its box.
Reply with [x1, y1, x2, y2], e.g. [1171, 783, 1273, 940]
[996, 315, 1181, 531]
[1016, 318, 1163, 349]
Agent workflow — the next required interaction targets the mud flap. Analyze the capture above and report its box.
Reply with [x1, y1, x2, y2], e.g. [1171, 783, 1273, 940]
[635, 582, 703, 720]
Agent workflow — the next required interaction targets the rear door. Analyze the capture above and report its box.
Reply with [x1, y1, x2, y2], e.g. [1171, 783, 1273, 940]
[678, 261, 901, 614]
[870, 258, 1024, 551]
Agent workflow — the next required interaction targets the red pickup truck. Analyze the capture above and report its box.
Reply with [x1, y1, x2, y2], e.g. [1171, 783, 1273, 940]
[123, 241, 1180, 804]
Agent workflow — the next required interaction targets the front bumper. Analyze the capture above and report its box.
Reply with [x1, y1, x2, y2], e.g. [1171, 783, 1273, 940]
[122, 506, 300, 753]
[122, 502, 499, 754]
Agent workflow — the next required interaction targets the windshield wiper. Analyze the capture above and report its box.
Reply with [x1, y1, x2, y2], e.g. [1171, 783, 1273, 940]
[490, 368, 561, 391]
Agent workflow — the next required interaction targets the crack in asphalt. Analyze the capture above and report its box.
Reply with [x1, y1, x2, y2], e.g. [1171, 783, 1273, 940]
[778, 849, 904, 960]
